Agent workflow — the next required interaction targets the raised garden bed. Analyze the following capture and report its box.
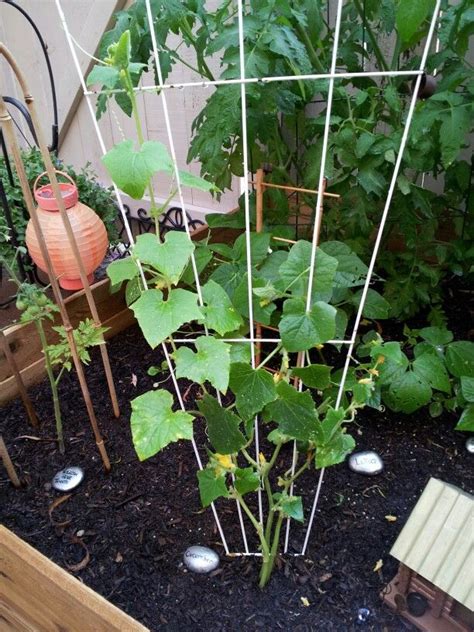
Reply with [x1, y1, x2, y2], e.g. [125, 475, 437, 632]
[1, 281, 472, 630]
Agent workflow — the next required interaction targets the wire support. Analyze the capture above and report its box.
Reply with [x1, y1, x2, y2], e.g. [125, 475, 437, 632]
[236, 0, 263, 526]
[83, 69, 425, 97]
[171, 338, 353, 345]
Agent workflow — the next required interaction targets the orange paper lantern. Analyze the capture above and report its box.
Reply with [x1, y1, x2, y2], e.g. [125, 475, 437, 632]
[26, 171, 108, 290]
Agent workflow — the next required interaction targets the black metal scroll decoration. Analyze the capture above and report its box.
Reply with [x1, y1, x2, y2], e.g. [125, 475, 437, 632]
[111, 205, 205, 258]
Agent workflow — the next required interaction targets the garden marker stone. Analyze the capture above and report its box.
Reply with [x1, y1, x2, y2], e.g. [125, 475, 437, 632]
[52, 466, 84, 492]
[183, 546, 219, 573]
[348, 451, 384, 476]
[465, 437, 474, 454]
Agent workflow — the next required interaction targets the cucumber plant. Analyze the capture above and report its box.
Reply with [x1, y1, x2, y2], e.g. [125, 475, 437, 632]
[94, 31, 383, 587]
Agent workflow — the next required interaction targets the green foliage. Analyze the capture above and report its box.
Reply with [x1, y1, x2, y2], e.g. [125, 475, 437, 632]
[47, 319, 109, 371]
[198, 394, 246, 454]
[98, 0, 474, 319]
[174, 336, 230, 393]
[131, 288, 202, 348]
[130, 389, 194, 460]
[356, 328, 474, 430]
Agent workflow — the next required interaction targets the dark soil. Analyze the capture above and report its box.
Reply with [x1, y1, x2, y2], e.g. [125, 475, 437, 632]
[1, 286, 473, 631]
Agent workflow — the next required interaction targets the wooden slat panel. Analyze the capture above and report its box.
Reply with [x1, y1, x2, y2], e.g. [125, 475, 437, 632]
[0, 525, 149, 632]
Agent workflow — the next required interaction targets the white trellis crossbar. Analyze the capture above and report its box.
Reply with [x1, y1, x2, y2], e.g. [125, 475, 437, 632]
[55, 0, 442, 557]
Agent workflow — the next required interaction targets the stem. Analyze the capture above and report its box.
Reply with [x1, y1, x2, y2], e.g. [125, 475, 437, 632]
[123, 69, 162, 242]
[353, 0, 389, 72]
[259, 513, 284, 588]
[234, 490, 270, 557]
[36, 320, 64, 454]
[256, 343, 282, 370]
[180, 18, 215, 81]
[294, 21, 325, 73]
[241, 447, 259, 468]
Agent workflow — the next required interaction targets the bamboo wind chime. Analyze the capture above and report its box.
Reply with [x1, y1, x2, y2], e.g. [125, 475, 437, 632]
[0, 42, 117, 471]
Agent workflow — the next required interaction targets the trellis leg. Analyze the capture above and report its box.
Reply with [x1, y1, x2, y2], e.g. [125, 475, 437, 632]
[300, 0, 443, 556]
[1, 329, 39, 428]
[284, 177, 327, 554]
[144, 0, 249, 555]
[0, 82, 110, 472]
[0, 435, 21, 488]
[236, 0, 264, 527]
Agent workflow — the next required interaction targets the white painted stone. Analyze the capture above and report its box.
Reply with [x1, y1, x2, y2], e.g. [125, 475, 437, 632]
[466, 437, 474, 454]
[348, 451, 384, 476]
[183, 546, 219, 574]
[52, 466, 84, 492]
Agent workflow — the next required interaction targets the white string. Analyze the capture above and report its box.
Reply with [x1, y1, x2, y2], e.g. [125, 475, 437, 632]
[84, 69, 424, 97]
[300, 0, 443, 557]
[55, 0, 231, 556]
[237, 0, 263, 526]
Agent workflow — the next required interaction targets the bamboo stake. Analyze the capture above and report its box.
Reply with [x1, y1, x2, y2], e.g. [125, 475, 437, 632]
[248, 180, 339, 199]
[1, 329, 39, 428]
[0, 95, 110, 472]
[272, 236, 297, 245]
[0, 435, 21, 488]
[0, 44, 119, 419]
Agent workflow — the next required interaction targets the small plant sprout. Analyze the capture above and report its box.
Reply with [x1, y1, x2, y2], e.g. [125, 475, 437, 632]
[14, 282, 108, 454]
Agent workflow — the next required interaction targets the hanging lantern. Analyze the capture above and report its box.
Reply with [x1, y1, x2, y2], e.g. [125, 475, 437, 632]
[26, 171, 108, 290]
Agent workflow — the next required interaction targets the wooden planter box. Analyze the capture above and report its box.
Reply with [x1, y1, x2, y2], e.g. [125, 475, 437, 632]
[0, 525, 149, 631]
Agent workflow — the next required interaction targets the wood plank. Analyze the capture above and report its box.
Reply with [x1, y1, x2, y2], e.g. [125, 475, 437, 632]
[0, 525, 149, 632]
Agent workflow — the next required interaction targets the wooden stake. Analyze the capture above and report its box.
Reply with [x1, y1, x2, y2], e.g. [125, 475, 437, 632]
[0, 91, 110, 472]
[0, 435, 21, 488]
[0, 330, 39, 428]
[272, 236, 297, 245]
[249, 180, 340, 199]
[0, 44, 120, 420]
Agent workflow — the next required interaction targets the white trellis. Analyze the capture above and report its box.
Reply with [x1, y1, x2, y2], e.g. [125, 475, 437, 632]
[55, 0, 442, 556]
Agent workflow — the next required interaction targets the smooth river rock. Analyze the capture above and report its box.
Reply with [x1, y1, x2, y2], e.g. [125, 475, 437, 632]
[348, 451, 384, 476]
[466, 437, 474, 454]
[183, 545, 219, 574]
[52, 466, 85, 492]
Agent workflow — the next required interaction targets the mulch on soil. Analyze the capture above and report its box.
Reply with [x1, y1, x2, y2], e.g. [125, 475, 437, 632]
[1, 288, 473, 631]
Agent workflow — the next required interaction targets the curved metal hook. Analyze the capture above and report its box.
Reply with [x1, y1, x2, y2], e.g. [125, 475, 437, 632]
[1, 0, 58, 151]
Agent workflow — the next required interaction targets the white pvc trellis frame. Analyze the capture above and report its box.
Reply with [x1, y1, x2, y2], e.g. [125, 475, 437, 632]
[55, 0, 441, 556]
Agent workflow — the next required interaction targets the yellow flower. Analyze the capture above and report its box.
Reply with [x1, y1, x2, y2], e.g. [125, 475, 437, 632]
[215, 454, 233, 470]
[376, 355, 385, 365]
[258, 452, 267, 465]
[358, 377, 372, 385]
[368, 368, 379, 376]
